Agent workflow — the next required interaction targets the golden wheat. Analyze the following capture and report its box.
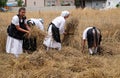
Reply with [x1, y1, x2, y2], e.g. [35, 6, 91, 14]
[0, 8, 120, 78]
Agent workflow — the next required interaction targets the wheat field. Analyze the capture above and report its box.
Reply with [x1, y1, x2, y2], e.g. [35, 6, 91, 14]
[0, 8, 120, 78]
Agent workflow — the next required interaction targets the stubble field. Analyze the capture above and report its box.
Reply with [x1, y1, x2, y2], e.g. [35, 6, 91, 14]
[0, 8, 120, 78]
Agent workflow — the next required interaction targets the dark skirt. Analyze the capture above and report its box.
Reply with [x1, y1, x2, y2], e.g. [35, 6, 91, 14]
[48, 23, 61, 43]
[87, 28, 102, 48]
[23, 37, 37, 51]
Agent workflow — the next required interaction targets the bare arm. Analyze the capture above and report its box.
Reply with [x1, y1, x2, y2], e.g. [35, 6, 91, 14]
[82, 39, 86, 53]
[25, 24, 31, 31]
[16, 25, 29, 33]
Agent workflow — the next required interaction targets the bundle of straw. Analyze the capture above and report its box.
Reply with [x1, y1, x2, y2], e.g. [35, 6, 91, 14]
[24, 26, 46, 50]
[62, 17, 79, 49]
[112, 29, 120, 42]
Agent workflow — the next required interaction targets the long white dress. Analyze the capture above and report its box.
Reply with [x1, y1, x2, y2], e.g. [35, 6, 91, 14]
[43, 16, 65, 50]
[6, 15, 25, 57]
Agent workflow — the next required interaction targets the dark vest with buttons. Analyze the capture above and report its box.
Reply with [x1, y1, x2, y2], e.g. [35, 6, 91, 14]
[8, 14, 27, 40]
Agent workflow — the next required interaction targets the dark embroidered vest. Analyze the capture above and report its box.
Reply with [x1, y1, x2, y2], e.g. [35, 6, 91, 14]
[8, 14, 27, 40]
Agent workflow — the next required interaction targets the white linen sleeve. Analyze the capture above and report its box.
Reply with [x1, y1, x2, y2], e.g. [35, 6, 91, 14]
[82, 29, 88, 40]
[59, 21, 65, 34]
[11, 16, 19, 26]
[38, 22, 44, 31]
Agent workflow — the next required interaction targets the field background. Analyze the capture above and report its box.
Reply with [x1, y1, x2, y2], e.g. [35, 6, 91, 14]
[0, 8, 120, 78]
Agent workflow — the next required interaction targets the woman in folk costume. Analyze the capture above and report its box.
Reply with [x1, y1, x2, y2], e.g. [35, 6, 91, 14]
[22, 18, 44, 52]
[43, 10, 70, 51]
[27, 18, 44, 31]
[6, 7, 30, 57]
[82, 27, 102, 55]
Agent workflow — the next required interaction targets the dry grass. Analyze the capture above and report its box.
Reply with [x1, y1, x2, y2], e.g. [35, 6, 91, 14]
[25, 26, 47, 50]
[0, 8, 120, 78]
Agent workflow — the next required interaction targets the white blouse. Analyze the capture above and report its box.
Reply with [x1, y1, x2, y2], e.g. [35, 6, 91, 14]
[11, 15, 27, 26]
[82, 27, 93, 40]
[52, 16, 65, 34]
[11, 15, 19, 26]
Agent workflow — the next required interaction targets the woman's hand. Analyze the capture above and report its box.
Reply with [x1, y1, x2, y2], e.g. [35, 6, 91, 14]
[63, 32, 67, 35]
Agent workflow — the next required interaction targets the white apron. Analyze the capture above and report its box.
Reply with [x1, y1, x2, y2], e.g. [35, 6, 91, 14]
[6, 36, 23, 57]
[43, 25, 61, 50]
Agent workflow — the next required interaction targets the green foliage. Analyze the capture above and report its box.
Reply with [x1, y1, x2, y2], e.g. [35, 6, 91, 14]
[74, 0, 81, 8]
[17, 0, 23, 7]
[0, 0, 8, 7]
[116, 3, 120, 8]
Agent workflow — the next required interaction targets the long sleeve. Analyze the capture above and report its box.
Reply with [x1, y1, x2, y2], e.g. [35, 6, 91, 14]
[37, 22, 44, 31]
[59, 20, 65, 34]
[52, 16, 65, 34]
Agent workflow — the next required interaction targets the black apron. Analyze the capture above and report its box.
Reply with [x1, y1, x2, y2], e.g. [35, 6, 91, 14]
[23, 37, 37, 51]
[7, 14, 27, 40]
[87, 27, 102, 48]
[23, 20, 37, 52]
[48, 23, 61, 43]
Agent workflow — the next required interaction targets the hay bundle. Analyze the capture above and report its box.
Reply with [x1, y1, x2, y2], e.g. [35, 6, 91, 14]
[62, 17, 80, 49]
[24, 26, 46, 50]
[60, 46, 82, 57]
[28, 68, 73, 78]
[28, 51, 46, 67]
[65, 17, 79, 35]
[0, 26, 7, 52]
[112, 29, 120, 42]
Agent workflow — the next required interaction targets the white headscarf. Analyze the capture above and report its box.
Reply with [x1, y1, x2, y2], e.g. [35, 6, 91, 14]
[61, 10, 70, 17]
[39, 18, 44, 24]
[28, 20, 35, 26]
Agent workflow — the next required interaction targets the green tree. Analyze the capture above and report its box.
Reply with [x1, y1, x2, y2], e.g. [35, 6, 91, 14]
[116, 3, 120, 8]
[0, 0, 8, 7]
[74, 0, 81, 8]
[16, 0, 23, 7]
